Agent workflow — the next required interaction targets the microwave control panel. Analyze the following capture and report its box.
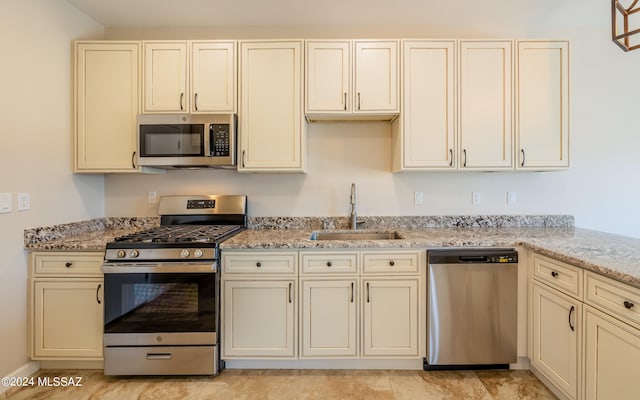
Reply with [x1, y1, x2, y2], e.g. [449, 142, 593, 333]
[210, 124, 230, 157]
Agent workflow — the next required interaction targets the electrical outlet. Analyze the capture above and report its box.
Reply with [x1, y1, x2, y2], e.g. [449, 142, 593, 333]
[472, 192, 481, 206]
[507, 192, 517, 205]
[148, 191, 158, 204]
[414, 192, 424, 205]
[0, 193, 12, 214]
[17, 192, 30, 211]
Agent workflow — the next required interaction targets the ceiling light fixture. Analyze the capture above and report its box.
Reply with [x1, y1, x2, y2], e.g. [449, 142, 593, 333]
[612, 0, 640, 51]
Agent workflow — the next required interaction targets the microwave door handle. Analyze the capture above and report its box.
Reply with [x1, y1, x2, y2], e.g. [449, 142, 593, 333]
[204, 124, 212, 157]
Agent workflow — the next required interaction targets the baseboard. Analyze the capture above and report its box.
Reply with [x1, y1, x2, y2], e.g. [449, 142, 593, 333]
[39, 360, 103, 370]
[509, 356, 530, 370]
[0, 360, 40, 395]
[223, 358, 423, 370]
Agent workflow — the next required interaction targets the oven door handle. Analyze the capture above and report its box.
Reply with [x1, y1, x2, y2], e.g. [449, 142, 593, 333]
[101, 263, 218, 274]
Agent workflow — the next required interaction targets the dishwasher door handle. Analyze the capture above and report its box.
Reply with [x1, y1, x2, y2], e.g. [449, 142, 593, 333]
[458, 256, 488, 262]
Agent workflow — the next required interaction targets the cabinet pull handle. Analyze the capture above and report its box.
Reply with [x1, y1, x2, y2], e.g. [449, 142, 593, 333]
[326, 261, 332, 267]
[256, 262, 262, 267]
[65, 262, 72, 268]
[350, 282, 354, 303]
[96, 284, 102, 305]
[551, 271, 559, 278]
[344, 93, 347, 110]
[146, 353, 172, 360]
[568, 305, 575, 331]
[180, 92, 184, 111]
[194, 93, 198, 111]
[389, 260, 395, 266]
[288, 282, 292, 304]
[242, 150, 246, 168]
[449, 149, 453, 167]
[624, 301, 635, 309]
[366, 282, 370, 303]
[357, 92, 361, 110]
[521, 149, 526, 167]
[463, 149, 467, 167]
[131, 151, 137, 169]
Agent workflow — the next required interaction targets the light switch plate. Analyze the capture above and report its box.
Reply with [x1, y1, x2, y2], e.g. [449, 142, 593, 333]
[17, 192, 30, 211]
[414, 192, 424, 205]
[0, 193, 12, 214]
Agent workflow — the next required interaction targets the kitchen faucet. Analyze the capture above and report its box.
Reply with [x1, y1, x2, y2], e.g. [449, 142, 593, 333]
[350, 183, 364, 230]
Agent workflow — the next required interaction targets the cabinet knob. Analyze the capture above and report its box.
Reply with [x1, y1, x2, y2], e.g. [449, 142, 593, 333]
[256, 262, 262, 267]
[65, 262, 72, 268]
[624, 301, 635, 309]
[326, 261, 332, 267]
[389, 260, 395, 266]
[551, 271, 559, 278]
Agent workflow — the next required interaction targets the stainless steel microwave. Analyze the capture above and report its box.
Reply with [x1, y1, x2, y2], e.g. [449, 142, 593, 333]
[137, 114, 236, 169]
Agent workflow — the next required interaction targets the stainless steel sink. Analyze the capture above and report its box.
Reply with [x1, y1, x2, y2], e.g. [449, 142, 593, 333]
[310, 231, 403, 240]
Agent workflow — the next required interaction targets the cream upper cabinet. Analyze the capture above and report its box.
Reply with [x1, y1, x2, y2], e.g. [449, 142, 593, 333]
[143, 41, 189, 113]
[74, 41, 142, 173]
[239, 40, 306, 172]
[393, 40, 456, 171]
[458, 40, 513, 170]
[516, 40, 569, 170]
[191, 41, 236, 113]
[305, 40, 399, 119]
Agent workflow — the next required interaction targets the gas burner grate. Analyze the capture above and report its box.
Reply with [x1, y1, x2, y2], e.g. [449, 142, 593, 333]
[114, 225, 243, 244]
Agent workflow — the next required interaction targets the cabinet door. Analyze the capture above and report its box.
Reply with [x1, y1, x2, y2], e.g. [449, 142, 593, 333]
[459, 40, 513, 169]
[191, 41, 236, 113]
[362, 279, 419, 357]
[400, 40, 456, 169]
[301, 279, 358, 357]
[516, 41, 569, 169]
[32, 280, 104, 359]
[531, 282, 580, 400]
[74, 41, 140, 172]
[306, 41, 351, 112]
[239, 41, 305, 172]
[223, 280, 296, 358]
[584, 306, 640, 400]
[143, 42, 188, 113]
[354, 41, 399, 113]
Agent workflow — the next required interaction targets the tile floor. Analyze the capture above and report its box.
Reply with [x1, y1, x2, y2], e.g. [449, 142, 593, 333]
[1, 369, 557, 400]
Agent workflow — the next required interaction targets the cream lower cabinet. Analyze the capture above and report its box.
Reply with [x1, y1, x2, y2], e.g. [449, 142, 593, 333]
[301, 279, 358, 357]
[28, 252, 104, 360]
[221, 251, 298, 358]
[223, 280, 296, 357]
[362, 278, 419, 357]
[583, 306, 640, 400]
[531, 281, 581, 400]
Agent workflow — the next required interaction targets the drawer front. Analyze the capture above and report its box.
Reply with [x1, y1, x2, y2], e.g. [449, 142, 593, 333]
[362, 250, 421, 274]
[32, 252, 103, 276]
[301, 252, 359, 274]
[585, 271, 640, 329]
[222, 251, 298, 274]
[532, 254, 583, 299]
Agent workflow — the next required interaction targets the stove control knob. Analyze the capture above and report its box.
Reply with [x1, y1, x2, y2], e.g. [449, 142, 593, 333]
[130, 250, 140, 258]
[117, 250, 126, 258]
[194, 249, 204, 258]
[180, 249, 190, 258]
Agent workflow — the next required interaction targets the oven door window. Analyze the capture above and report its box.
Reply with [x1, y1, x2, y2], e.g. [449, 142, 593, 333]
[139, 124, 204, 157]
[104, 273, 215, 333]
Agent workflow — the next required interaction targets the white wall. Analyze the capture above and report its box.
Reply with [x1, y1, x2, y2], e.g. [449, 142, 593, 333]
[0, 0, 104, 379]
[104, 0, 640, 238]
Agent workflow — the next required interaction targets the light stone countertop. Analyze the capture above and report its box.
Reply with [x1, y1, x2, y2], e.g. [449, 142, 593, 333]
[221, 227, 640, 289]
[23, 215, 640, 289]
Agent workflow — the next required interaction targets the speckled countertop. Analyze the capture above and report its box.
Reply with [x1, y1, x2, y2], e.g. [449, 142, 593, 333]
[23, 215, 640, 289]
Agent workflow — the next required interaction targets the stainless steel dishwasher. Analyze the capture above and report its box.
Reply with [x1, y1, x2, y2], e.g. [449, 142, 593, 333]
[425, 248, 518, 369]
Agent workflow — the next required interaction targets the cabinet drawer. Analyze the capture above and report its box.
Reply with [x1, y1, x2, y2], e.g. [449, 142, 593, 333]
[31, 252, 103, 276]
[362, 250, 421, 274]
[585, 271, 640, 329]
[532, 254, 583, 299]
[301, 252, 359, 274]
[222, 251, 297, 274]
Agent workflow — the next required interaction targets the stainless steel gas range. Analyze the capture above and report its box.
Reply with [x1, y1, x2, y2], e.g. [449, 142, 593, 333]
[101, 195, 247, 376]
